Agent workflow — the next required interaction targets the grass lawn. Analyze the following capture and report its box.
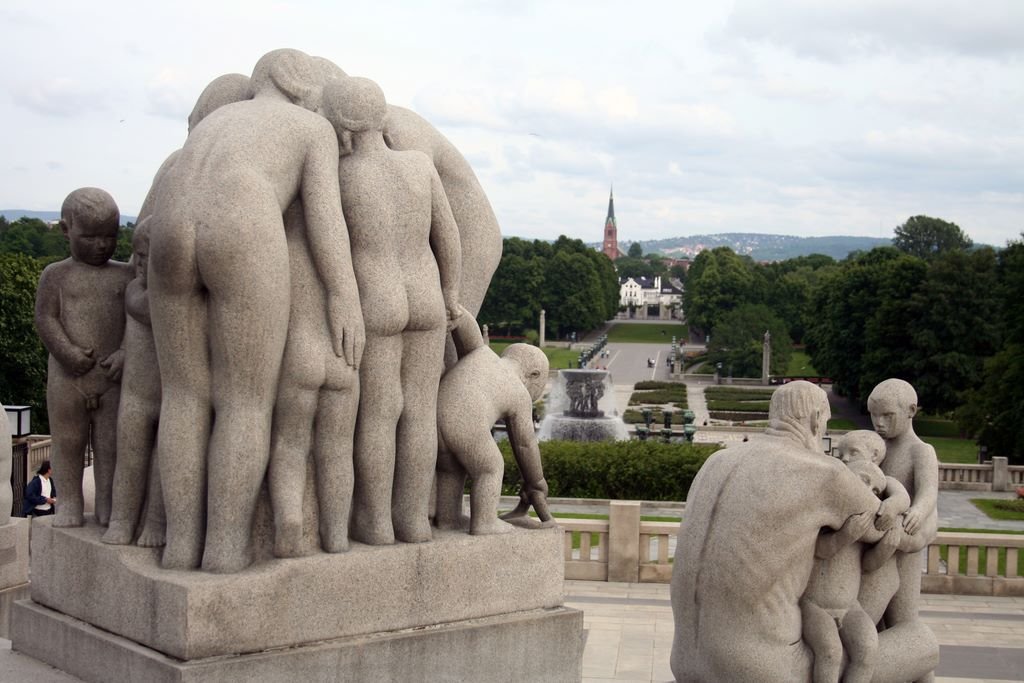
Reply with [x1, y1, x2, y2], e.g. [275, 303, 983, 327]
[786, 350, 819, 376]
[607, 323, 688, 343]
[488, 343, 578, 370]
[924, 436, 978, 464]
[827, 418, 859, 431]
[970, 498, 1024, 521]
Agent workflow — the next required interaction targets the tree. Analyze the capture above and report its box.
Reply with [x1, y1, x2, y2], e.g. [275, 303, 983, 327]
[0, 253, 49, 432]
[627, 242, 643, 258]
[683, 247, 756, 333]
[707, 304, 791, 378]
[893, 215, 972, 259]
[959, 237, 1024, 462]
[614, 256, 654, 280]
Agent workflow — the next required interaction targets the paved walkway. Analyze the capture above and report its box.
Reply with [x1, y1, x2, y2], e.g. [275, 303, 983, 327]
[565, 580, 1024, 682]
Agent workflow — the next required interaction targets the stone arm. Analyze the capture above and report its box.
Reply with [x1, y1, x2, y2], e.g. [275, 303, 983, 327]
[506, 400, 551, 522]
[428, 166, 462, 321]
[862, 525, 902, 573]
[448, 306, 484, 358]
[898, 511, 938, 554]
[125, 278, 151, 327]
[874, 477, 911, 531]
[301, 125, 364, 367]
[903, 444, 939, 536]
[815, 511, 875, 559]
[34, 266, 95, 376]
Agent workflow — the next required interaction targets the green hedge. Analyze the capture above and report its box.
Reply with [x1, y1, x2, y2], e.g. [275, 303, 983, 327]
[634, 381, 685, 390]
[709, 410, 769, 422]
[499, 439, 720, 501]
[629, 387, 688, 406]
[704, 387, 776, 401]
[913, 417, 961, 438]
[623, 406, 688, 423]
[705, 400, 771, 412]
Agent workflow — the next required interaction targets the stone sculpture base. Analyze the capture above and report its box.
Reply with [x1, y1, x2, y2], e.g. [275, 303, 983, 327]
[0, 518, 30, 638]
[11, 520, 585, 682]
[14, 600, 583, 683]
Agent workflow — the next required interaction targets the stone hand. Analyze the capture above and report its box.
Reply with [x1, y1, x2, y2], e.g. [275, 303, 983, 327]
[327, 295, 365, 368]
[100, 349, 126, 382]
[903, 508, 923, 535]
[874, 499, 898, 531]
[445, 294, 462, 327]
[881, 524, 903, 552]
[844, 510, 874, 542]
[68, 346, 96, 376]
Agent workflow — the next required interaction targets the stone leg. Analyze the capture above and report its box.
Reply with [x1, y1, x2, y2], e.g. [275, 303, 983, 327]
[434, 446, 468, 531]
[469, 440, 512, 536]
[800, 599, 842, 683]
[839, 605, 879, 683]
[104, 396, 158, 544]
[90, 386, 121, 526]
[46, 379, 90, 528]
[269, 384, 319, 558]
[201, 241, 289, 573]
[392, 328, 445, 543]
[314, 386, 358, 553]
[351, 334, 403, 546]
[136, 447, 165, 548]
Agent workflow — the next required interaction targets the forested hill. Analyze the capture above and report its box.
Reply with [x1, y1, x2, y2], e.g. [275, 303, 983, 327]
[1, 209, 139, 225]
[616, 233, 892, 261]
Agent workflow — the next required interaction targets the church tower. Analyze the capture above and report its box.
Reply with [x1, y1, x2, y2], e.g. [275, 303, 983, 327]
[602, 186, 618, 261]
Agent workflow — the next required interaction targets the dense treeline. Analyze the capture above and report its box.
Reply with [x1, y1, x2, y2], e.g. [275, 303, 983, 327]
[478, 236, 620, 339]
[681, 215, 1024, 462]
[0, 216, 133, 431]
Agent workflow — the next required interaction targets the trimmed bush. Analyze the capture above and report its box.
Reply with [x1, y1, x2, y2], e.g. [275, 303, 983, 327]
[704, 387, 776, 402]
[629, 387, 688, 406]
[499, 439, 720, 501]
[634, 380, 685, 390]
[709, 410, 769, 422]
[705, 400, 771, 412]
[913, 417, 961, 438]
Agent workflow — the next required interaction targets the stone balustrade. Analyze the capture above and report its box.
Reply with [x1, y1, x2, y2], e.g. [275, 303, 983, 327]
[560, 501, 1024, 596]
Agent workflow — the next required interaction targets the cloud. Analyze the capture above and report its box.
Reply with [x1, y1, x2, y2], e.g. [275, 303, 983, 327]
[145, 67, 197, 122]
[14, 78, 109, 117]
[720, 0, 1024, 63]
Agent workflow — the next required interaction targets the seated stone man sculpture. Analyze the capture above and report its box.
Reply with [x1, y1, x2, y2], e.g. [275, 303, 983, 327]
[435, 306, 552, 535]
[320, 76, 461, 546]
[35, 187, 133, 528]
[148, 48, 363, 572]
[102, 218, 166, 547]
[669, 380, 938, 682]
[801, 430, 910, 683]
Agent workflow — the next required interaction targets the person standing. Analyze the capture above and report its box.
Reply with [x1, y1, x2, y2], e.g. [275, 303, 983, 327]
[23, 460, 57, 517]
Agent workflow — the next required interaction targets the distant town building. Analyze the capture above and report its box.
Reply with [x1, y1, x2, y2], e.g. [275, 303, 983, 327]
[618, 275, 683, 320]
[601, 186, 625, 261]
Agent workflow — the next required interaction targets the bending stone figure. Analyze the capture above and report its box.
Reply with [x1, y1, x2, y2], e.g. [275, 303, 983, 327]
[148, 48, 363, 572]
[868, 378, 940, 682]
[34, 188, 132, 528]
[669, 381, 937, 682]
[801, 430, 910, 683]
[435, 307, 551, 535]
[268, 200, 360, 557]
[102, 219, 166, 547]
[321, 76, 461, 545]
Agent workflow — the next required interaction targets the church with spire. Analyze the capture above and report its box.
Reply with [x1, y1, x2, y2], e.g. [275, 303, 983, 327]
[601, 186, 625, 261]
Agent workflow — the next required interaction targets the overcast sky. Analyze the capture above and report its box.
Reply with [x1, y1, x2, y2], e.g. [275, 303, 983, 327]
[2, 1, 1022, 246]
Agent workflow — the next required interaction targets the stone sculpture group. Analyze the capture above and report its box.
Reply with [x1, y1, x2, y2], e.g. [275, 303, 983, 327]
[33, 48, 554, 574]
[670, 378, 940, 682]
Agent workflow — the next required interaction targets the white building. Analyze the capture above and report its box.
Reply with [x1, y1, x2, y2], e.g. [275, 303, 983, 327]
[618, 276, 683, 320]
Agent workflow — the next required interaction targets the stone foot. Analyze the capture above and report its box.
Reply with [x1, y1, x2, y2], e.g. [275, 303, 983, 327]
[161, 538, 202, 570]
[321, 531, 350, 554]
[434, 513, 471, 532]
[101, 520, 134, 545]
[351, 510, 395, 546]
[394, 518, 432, 544]
[202, 546, 251, 574]
[53, 507, 85, 528]
[136, 523, 166, 548]
[274, 521, 305, 558]
[471, 518, 514, 536]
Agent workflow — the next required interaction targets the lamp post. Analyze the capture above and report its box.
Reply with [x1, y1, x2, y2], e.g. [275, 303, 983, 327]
[4, 406, 31, 438]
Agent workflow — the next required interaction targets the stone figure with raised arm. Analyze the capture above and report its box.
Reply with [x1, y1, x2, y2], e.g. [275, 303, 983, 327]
[148, 48, 363, 572]
[868, 378, 940, 683]
[320, 76, 461, 545]
[34, 188, 133, 528]
[267, 197, 361, 557]
[670, 380, 938, 682]
[102, 219, 166, 546]
[800, 430, 910, 683]
[435, 306, 552, 535]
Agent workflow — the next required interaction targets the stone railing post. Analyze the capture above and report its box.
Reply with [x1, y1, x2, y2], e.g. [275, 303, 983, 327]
[608, 500, 641, 582]
[992, 456, 1009, 491]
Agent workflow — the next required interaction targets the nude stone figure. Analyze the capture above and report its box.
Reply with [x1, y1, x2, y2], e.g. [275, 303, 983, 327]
[267, 200, 360, 557]
[102, 219, 166, 547]
[868, 378, 940, 683]
[320, 76, 461, 546]
[35, 188, 133, 528]
[434, 307, 551, 535]
[148, 48, 363, 572]
[669, 381, 938, 682]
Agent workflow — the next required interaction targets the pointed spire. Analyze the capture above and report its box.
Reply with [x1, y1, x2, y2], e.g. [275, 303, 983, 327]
[606, 185, 615, 225]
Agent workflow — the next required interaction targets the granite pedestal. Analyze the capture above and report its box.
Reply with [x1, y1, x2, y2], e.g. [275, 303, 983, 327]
[0, 518, 30, 638]
[11, 520, 584, 682]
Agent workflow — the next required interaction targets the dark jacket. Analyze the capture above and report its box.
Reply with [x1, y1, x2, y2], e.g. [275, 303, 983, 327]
[22, 475, 56, 516]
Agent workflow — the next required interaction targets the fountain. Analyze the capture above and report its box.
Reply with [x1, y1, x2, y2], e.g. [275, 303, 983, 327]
[537, 369, 630, 442]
